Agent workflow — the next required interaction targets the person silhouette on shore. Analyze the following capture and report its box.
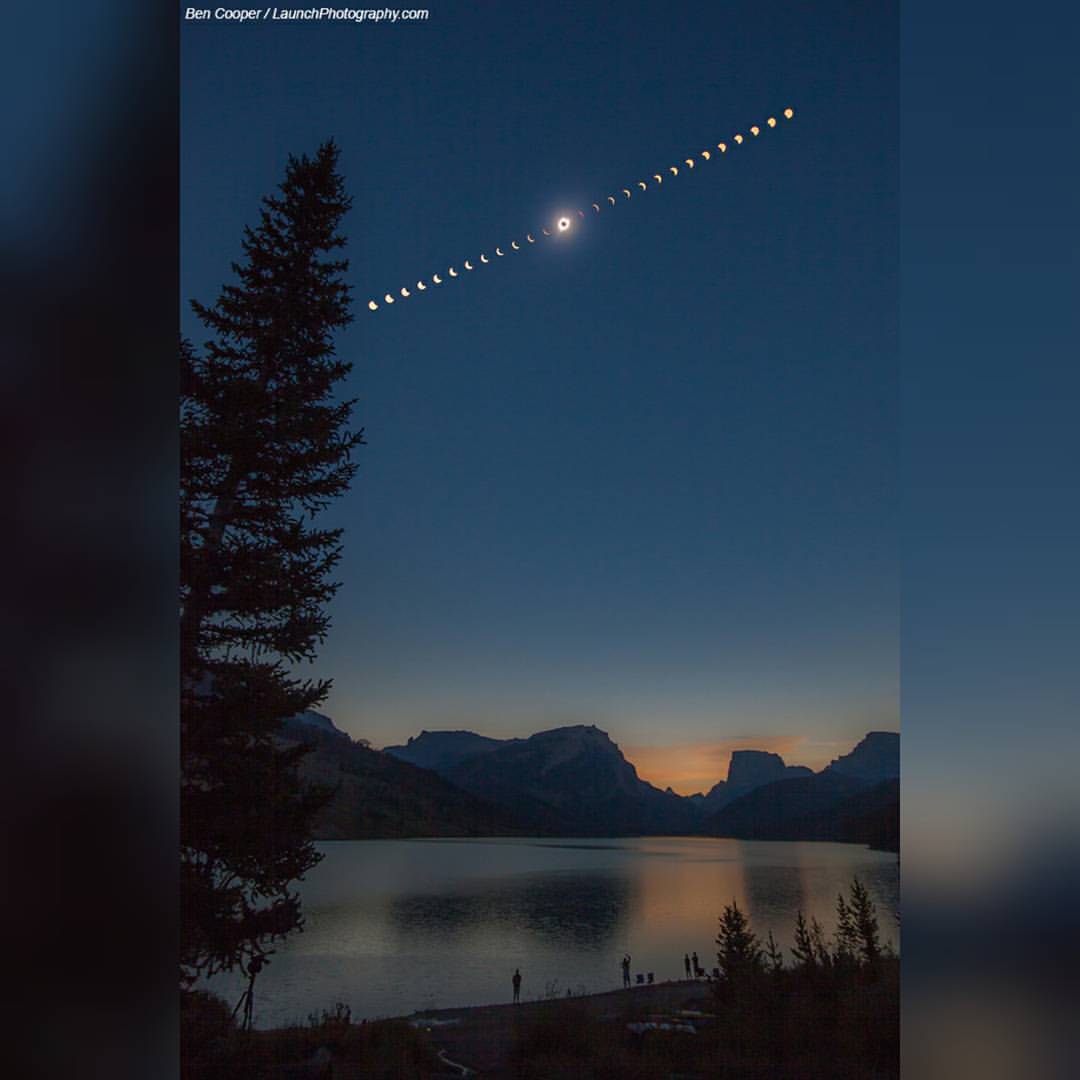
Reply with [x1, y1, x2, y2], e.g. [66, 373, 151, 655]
[621, 954, 631, 988]
[512, 968, 522, 1004]
[691, 951, 700, 977]
[684, 953, 691, 979]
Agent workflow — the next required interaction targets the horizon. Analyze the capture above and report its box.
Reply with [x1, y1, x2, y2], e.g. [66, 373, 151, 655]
[340, 717, 899, 796]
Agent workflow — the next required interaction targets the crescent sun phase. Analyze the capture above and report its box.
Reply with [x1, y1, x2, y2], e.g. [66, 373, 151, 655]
[366, 106, 795, 312]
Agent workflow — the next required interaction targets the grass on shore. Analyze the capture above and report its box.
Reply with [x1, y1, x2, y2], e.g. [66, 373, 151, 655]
[183, 960, 898, 1079]
[509, 960, 899, 1079]
[181, 993, 442, 1079]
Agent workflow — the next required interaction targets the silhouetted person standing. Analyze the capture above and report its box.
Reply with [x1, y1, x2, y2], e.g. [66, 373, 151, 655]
[684, 953, 691, 978]
[692, 951, 700, 977]
[622, 954, 631, 988]
[512, 968, 522, 1004]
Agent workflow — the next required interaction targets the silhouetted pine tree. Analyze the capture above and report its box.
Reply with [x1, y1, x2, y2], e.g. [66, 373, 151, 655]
[180, 141, 362, 985]
[715, 900, 765, 983]
[848, 877, 883, 966]
[834, 891, 860, 968]
[791, 911, 817, 971]
[765, 930, 785, 975]
[809, 915, 833, 969]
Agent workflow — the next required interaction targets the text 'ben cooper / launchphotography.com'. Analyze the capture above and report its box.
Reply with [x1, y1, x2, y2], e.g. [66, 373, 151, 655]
[183, 8, 431, 23]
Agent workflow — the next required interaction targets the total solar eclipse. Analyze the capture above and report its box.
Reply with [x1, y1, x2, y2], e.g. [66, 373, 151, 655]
[365, 106, 796, 312]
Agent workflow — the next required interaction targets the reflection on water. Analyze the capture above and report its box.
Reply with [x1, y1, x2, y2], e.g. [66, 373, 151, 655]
[206, 837, 899, 1028]
[388, 871, 634, 950]
[733, 863, 807, 929]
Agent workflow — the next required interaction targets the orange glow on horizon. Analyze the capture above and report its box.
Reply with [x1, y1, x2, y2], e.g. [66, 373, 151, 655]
[623, 736, 859, 796]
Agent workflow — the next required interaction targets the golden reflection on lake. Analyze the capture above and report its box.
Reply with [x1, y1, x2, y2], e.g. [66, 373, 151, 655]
[207, 836, 898, 1027]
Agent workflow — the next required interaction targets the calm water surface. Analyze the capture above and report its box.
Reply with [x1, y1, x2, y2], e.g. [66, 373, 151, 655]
[210, 836, 899, 1028]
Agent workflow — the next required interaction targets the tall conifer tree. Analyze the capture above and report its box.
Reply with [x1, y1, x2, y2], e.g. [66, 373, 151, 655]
[180, 142, 362, 985]
[715, 899, 765, 983]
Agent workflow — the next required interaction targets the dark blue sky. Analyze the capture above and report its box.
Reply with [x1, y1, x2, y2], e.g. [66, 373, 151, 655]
[182, 0, 897, 789]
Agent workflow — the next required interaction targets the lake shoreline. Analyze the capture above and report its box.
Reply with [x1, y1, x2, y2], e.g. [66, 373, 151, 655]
[206, 964, 897, 1077]
[314, 832, 900, 854]
[410, 973, 715, 1021]
[396, 979, 718, 1076]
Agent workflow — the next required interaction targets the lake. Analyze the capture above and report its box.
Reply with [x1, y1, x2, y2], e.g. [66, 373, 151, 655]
[209, 836, 899, 1028]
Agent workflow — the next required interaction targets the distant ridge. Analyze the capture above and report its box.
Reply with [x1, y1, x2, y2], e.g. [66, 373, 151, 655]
[705, 774, 899, 852]
[703, 733, 900, 852]
[285, 715, 898, 848]
[292, 710, 349, 739]
[281, 718, 530, 839]
[383, 730, 510, 773]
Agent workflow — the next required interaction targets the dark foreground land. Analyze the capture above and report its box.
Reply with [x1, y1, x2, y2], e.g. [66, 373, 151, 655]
[183, 962, 898, 1079]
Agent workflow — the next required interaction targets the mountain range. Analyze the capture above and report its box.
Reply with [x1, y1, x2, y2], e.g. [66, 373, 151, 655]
[288, 716, 898, 850]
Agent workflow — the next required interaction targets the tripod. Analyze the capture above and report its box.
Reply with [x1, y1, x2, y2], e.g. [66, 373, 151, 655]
[231, 955, 266, 1032]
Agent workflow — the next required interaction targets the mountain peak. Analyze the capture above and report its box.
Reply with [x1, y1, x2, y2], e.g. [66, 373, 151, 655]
[824, 731, 899, 782]
[726, 749, 811, 788]
[531, 724, 613, 744]
[442, 724, 699, 836]
[384, 730, 508, 773]
[408, 728, 481, 745]
[290, 711, 347, 738]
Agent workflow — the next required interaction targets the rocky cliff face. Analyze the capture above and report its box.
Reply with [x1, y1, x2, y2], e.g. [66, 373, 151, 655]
[698, 749, 813, 814]
[824, 731, 899, 783]
[445, 724, 701, 835]
[728, 749, 813, 788]
[703, 732, 901, 851]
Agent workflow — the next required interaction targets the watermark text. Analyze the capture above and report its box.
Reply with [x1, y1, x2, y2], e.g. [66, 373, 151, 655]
[184, 8, 430, 23]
